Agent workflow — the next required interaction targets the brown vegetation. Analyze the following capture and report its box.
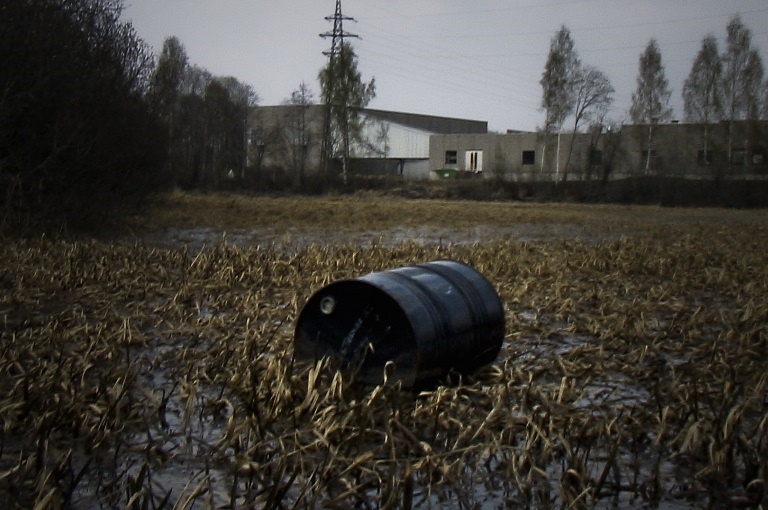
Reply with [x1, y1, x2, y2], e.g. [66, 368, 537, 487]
[2, 193, 767, 508]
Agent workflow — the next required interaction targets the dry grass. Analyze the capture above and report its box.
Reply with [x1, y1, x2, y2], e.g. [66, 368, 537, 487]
[2, 192, 767, 508]
[139, 189, 752, 232]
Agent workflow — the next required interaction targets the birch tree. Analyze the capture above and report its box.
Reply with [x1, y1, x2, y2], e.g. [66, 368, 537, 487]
[630, 39, 672, 173]
[630, 39, 672, 124]
[281, 82, 315, 188]
[683, 35, 723, 172]
[722, 15, 764, 170]
[540, 26, 580, 133]
[540, 25, 580, 175]
[683, 35, 723, 124]
[722, 16, 763, 122]
[318, 42, 376, 183]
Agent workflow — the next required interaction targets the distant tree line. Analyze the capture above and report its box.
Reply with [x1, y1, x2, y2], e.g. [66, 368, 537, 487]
[540, 15, 767, 181]
[0, 0, 260, 233]
[147, 37, 258, 190]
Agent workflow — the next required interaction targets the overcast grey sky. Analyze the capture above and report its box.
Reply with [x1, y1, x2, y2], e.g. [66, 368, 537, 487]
[122, 1, 768, 132]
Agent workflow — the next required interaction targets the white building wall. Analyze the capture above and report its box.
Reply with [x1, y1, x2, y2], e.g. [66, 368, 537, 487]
[358, 116, 432, 159]
[384, 124, 431, 159]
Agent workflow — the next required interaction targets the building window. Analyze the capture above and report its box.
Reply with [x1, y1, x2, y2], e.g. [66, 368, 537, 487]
[465, 150, 483, 172]
[522, 150, 535, 165]
[731, 149, 747, 166]
[697, 150, 713, 166]
[641, 150, 662, 170]
[445, 150, 458, 166]
[752, 151, 764, 166]
[589, 150, 603, 166]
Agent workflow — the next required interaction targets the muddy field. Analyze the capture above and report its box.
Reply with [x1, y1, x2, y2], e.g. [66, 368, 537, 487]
[2, 193, 767, 509]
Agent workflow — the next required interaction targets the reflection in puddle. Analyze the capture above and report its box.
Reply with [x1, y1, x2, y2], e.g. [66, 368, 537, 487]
[141, 223, 612, 252]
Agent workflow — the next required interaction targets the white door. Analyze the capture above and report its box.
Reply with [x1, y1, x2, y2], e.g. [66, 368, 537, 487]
[465, 150, 483, 172]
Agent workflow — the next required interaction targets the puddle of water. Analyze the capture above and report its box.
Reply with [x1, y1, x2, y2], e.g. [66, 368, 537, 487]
[140, 223, 611, 253]
[66, 326, 237, 508]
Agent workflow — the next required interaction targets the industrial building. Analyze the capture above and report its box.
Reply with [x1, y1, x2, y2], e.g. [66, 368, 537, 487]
[247, 105, 486, 183]
[430, 121, 768, 182]
[248, 105, 767, 183]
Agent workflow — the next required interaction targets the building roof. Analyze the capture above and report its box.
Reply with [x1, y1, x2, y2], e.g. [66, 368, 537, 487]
[362, 108, 487, 135]
[251, 105, 488, 135]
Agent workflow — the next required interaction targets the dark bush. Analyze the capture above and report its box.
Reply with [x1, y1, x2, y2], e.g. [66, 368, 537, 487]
[0, 0, 168, 233]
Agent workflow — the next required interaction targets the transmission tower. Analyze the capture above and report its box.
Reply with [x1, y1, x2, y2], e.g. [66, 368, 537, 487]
[319, 0, 359, 182]
[320, 0, 358, 60]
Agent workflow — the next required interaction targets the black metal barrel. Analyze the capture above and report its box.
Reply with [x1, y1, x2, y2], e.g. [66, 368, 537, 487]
[294, 260, 505, 387]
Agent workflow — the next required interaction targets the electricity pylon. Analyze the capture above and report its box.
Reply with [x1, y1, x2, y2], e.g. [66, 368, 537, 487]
[319, 0, 359, 183]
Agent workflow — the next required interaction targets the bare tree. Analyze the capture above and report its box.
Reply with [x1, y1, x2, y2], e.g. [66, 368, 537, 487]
[181, 65, 213, 96]
[219, 76, 258, 111]
[562, 65, 614, 181]
[743, 51, 764, 121]
[683, 35, 723, 123]
[722, 15, 764, 171]
[281, 82, 315, 188]
[631, 39, 673, 124]
[149, 37, 188, 119]
[148, 37, 189, 184]
[200, 77, 257, 188]
[218, 76, 258, 183]
[722, 16, 763, 122]
[540, 26, 580, 134]
[630, 39, 672, 174]
[540, 26, 580, 175]
[683, 35, 723, 175]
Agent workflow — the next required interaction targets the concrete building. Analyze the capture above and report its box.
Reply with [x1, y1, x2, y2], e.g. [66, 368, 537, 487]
[249, 102, 766, 184]
[247, 105, 487, 183]
[429, 120, 768, 182]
